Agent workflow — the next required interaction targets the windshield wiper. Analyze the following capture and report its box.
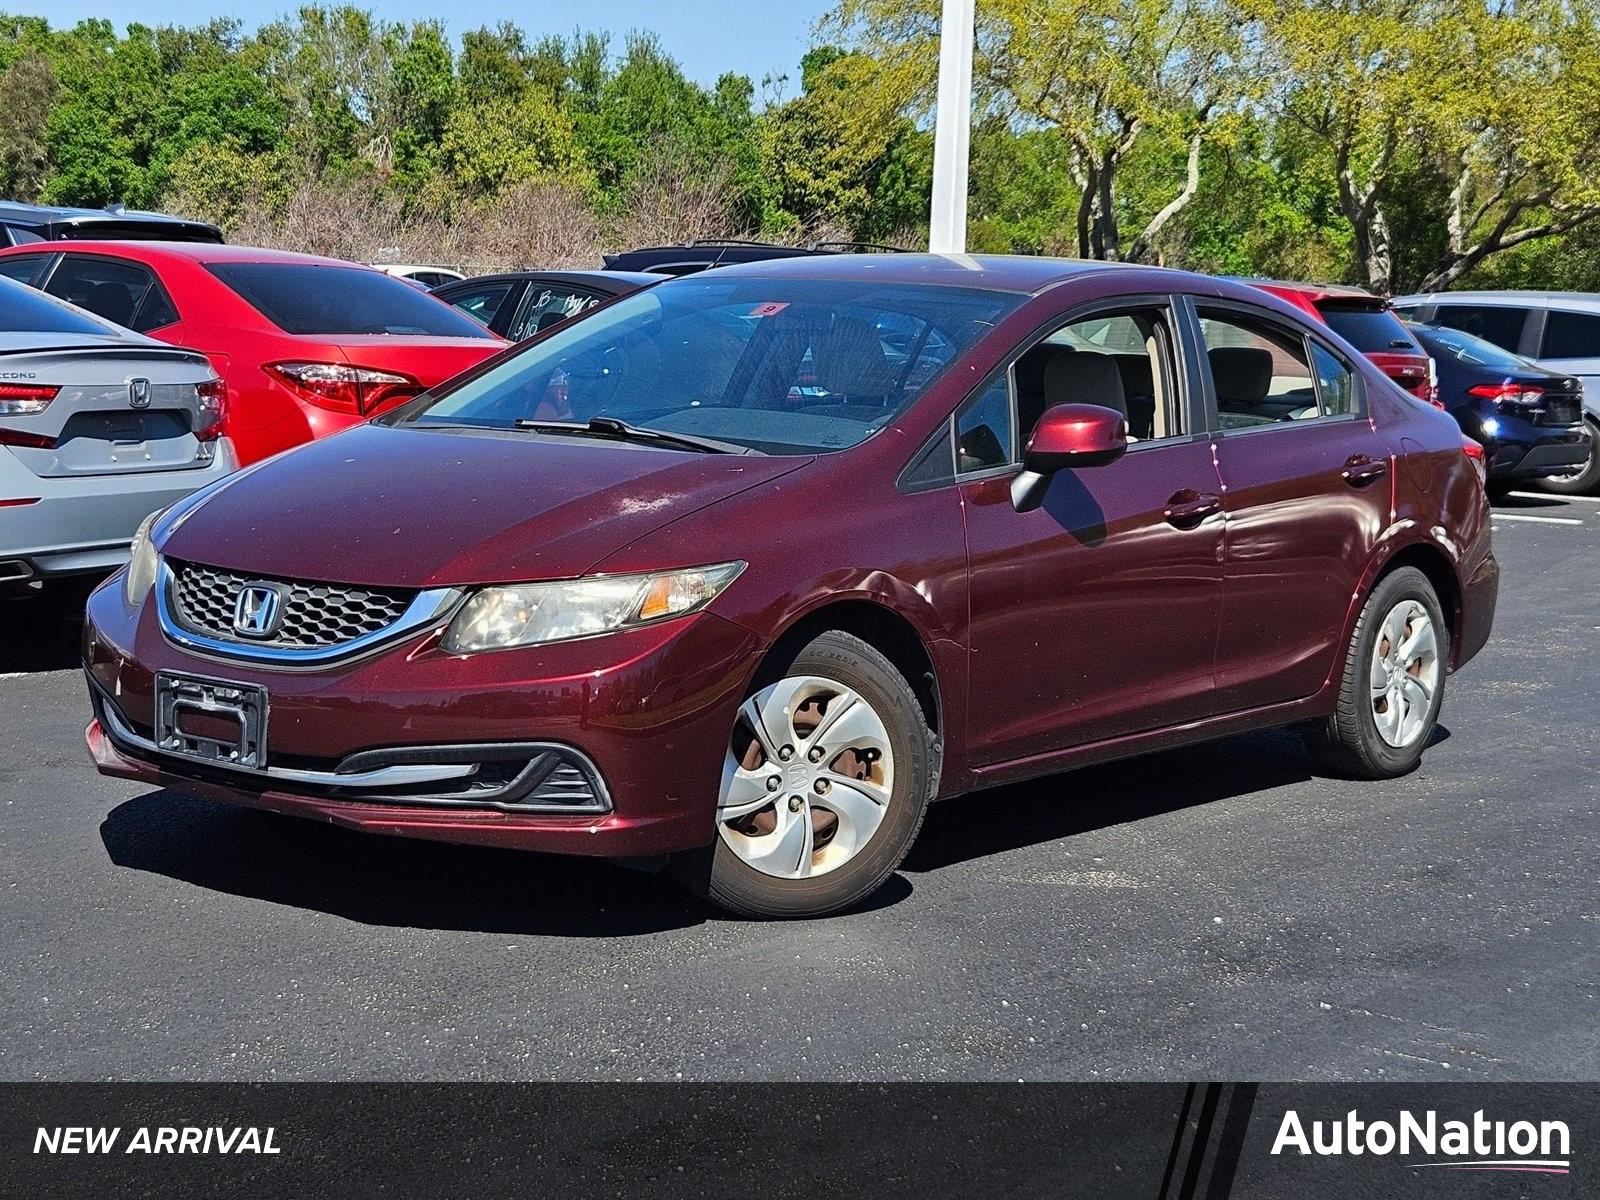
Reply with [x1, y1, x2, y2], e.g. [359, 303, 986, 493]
[512, 416, 754, 455]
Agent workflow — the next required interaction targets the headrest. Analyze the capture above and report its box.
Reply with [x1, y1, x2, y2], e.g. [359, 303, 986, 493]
[814, 316, 893, 397]
[1208, 347, 1274, 404]
[1112, 353, 1154, 398]
[1014, 343, 1075, 397]
[1043, 351, 1126, 417]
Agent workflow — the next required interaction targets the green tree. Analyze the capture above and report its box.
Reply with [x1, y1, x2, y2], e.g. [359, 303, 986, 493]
[0, 51, 56, 201]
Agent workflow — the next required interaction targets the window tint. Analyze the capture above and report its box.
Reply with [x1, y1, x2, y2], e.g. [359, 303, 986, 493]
[956, 375, 1011, 471]
[406, 278, 1021, 454]
[1310, 342, 1357, 416]
[0, 275, 118, 335]
[446, 282, 513, 326]
[1197, 309, 1320, 428]
[0, 254, 47, 287]
[1541, 309, 1600, 360]
[44, 255, 177, 332]
[1316, 303, 1419, 353]
[508, 285, 600, 340]
[207, 263, 496, 338]
[1432, 304, 1527, 352]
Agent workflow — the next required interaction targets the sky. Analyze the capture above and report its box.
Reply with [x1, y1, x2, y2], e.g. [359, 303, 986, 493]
[5, 0, 834, 90]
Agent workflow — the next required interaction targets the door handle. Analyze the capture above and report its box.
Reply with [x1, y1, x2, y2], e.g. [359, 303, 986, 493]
[1163, 489, 1222, 528]
[1341, 455, 1389, 487]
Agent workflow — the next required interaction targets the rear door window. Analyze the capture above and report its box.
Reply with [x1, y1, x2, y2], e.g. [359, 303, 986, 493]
[1540, 310, 1600, 360]
[206, 263, 496, 338]
[43, 255, 179, 332]
[1315, 303, 1420, 354]
[1432, 304, 1529, 353]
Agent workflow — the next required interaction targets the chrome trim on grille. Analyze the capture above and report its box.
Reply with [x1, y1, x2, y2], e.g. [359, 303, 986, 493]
[156, 559, 461, 667]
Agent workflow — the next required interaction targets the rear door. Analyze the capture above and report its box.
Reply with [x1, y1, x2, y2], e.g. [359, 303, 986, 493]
[1188, 298, 1392, 710]
[1537, 308, 1600, 414]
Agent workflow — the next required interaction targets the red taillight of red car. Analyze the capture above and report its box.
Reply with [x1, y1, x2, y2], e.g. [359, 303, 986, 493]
[195, 378, 227, 441]
[0, 382, 59, 415]
[1468, 381, 1545, 407]
[266, 362, 423, 416]
[1461, 435, 1487, 483]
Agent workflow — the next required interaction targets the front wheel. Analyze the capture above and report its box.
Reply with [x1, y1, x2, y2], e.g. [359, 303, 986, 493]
[1303, 566, 1448, 779]
[671, 630, 936, 919]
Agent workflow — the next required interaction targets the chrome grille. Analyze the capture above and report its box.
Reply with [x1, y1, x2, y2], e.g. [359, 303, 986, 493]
[169, 560, 416, 649]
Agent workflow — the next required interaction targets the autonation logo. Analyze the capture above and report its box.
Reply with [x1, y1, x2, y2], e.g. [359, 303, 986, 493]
[1272, 1108, 1572, 1175]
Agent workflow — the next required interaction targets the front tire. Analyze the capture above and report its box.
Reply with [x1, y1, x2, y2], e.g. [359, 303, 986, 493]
[672, 630, 936, 918]
[1303, 566, 1448, 779]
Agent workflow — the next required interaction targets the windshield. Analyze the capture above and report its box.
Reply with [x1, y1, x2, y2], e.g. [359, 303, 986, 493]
[0, 274, 118, 336]
[398, 277, 1021, 454]
[206, 263, 496, 338]
[1410, 322, 1531, 372]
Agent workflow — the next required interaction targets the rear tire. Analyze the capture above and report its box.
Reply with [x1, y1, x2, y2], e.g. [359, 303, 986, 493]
[1540, 416, 1600, 495]
[671, 630, 936, 919]
[1303, 566, 1448, 780]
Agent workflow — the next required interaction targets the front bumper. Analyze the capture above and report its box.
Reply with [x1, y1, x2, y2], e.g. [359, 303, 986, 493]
[83, 576, 763, 857]
[1, 440, 239, 578]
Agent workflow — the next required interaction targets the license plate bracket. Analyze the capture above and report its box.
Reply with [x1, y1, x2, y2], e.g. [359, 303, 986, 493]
[154, 672, 268, 770]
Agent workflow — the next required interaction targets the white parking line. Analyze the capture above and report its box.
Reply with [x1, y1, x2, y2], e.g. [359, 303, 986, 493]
[1492, 513, 1586, 525]
[1507, 491, 1600, 504]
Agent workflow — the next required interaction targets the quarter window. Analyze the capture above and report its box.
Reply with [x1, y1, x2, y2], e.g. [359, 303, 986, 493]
[1541, 310, 1600, 360]
[1310, 342, 1357, 416]
[447, 282, 514, 327]
[956, 375, 1012, 472]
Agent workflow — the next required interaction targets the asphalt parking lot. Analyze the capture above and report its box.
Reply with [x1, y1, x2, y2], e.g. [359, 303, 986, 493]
[2, 492, 1597, 1083]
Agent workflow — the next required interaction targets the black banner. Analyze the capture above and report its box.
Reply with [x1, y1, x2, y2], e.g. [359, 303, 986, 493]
[2, 1083, 1592, 1198]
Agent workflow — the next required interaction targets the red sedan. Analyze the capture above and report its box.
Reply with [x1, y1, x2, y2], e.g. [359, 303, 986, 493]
[0, 243, 505, 464]
[83, 257, 1497, 918]
[1248, 281, 1434, 402]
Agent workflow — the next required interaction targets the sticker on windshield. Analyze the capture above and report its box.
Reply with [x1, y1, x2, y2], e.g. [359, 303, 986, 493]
[749, 302, 790, 317]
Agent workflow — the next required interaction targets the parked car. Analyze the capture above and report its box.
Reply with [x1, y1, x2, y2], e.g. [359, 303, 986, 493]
[1392, 290, 1600, 493]
[0, 276, 235, 594]
[433, 269, 659, 339]
[83, 256, 1495, 918]
[0, 201, 221, 246]
[374, 264, 466, 289]
[1405, 321, 1590, 495]
[0, 243, 506, 464]
[602, 239, 901, 276]
[1246, 281, 1433, 402]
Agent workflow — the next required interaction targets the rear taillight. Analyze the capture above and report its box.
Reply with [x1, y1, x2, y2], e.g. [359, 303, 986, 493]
[0, 382, 59, 415]
[0, 429, 56, 449]
[195, 377, 227, 441]
[266, 362, 422, 415]
[1468, 381, 1545, 409]
[1462, 435, 1487, 482]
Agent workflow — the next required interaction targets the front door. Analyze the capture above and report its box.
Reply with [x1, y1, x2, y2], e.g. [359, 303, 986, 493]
[960, 300, 1227, 766]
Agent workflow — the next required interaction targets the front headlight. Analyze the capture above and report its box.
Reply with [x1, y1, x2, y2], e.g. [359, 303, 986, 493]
[124, 511, 160, 606]
[442, 561, 745, 654]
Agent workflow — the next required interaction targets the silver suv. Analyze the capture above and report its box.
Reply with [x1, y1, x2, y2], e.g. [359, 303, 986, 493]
[1392, 290, 1600, 492]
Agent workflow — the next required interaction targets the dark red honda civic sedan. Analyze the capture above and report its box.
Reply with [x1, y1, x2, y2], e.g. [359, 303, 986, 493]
[82, 256, 1498, 917]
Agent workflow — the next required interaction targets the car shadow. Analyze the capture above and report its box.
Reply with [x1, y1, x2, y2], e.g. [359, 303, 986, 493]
[98, 725, 1446, 932]
[0, 581, 95, 674]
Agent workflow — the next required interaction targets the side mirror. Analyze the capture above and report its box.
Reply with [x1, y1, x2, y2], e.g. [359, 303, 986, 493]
[1012, 403, 1128, 512]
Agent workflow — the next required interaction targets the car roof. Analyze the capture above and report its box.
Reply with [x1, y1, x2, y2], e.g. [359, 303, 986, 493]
[1393, 290, 1600, 310]
[1, 241, 380, 269]
[0, 201, 223, 242]
[439, 269, 660, 293]
[1236, 278, 1384, 304]
[672, 252, 1201, 295]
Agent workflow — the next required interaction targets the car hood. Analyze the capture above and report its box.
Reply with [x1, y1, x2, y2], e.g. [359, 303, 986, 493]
[157, 422, 810, 587]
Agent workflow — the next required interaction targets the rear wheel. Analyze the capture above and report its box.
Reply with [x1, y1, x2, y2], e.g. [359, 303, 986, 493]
[1304, 566, 1448, 779]
[671, 630, 935, 919]
[1541, 416, 1600, 495]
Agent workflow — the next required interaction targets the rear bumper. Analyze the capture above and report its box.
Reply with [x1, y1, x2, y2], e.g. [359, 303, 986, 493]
[0, 440, 238, 576]
[1452, 406, 1591, 480]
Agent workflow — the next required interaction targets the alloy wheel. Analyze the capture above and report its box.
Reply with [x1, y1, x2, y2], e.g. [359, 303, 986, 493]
[1369, 600, 1440, 748]
[717, 675, 895, 879]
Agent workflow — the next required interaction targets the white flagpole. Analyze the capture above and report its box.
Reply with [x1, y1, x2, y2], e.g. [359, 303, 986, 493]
[928, 0, 976, 254]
